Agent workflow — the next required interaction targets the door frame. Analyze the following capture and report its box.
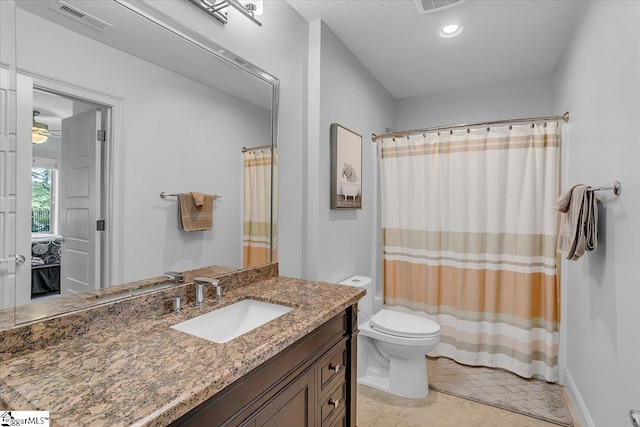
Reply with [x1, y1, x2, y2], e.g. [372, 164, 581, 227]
[19, 68, 124, 289]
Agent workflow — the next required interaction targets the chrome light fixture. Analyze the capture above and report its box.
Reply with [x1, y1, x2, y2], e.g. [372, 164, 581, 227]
[32, 111, 49, 144]
[239, 0, 263, 16]
[189, 0, 263, 27]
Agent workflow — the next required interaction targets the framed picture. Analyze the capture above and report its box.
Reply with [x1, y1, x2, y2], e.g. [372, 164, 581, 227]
[331, 123, 362, 209]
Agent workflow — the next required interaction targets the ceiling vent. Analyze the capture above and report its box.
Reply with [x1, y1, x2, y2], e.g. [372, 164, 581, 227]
[415, 0, 465, 14]
[50, 1, 113, 32]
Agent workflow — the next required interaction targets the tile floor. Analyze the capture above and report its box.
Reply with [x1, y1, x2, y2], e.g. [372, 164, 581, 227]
[356, 358, 581, 427]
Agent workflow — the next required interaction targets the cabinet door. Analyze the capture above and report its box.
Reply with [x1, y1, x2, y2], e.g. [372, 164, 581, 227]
[251, 370, 314, 427]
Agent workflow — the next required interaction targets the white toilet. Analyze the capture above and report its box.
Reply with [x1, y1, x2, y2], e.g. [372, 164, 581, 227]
[339, 275, 440, 398]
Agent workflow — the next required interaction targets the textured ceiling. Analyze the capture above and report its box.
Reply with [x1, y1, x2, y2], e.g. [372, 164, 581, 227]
[287, 0, 583, 99]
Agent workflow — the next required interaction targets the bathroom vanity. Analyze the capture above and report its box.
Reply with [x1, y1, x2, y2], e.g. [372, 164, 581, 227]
[172, 308, 355, 426]
[0, 265, 364, 426]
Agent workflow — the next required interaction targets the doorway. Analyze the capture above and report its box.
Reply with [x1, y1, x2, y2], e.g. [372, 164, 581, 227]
[21, 86, 109, 304]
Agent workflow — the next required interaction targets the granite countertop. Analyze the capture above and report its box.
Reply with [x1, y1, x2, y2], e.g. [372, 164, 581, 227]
[0, 276, 364, 427]
[0, 265, 240, 332]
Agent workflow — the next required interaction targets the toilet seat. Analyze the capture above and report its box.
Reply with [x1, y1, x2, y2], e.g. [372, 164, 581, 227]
[369, 309, 440, 338]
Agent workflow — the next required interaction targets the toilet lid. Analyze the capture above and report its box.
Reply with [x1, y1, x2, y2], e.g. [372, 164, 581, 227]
[369, 309, 440, 338]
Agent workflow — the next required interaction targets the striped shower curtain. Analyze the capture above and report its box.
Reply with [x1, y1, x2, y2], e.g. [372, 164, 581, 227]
[243, 148, 277, 268]
[380, 122, 560, 381]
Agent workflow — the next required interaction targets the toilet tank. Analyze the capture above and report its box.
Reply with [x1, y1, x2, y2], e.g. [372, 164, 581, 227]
[338, 276, 373, 323]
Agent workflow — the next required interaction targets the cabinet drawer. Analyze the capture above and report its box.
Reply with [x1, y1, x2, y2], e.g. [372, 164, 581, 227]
[325, 409, 346, 427]
[318, 341, 347, 394]
[320, 380, 346, 424]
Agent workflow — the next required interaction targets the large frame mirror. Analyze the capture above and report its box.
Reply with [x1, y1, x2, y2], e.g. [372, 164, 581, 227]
[0, 0, 278, 329]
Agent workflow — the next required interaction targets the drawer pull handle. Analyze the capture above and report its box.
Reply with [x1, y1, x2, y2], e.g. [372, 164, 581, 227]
[329, 398, 341, 409]
[329, 363, 341, 372]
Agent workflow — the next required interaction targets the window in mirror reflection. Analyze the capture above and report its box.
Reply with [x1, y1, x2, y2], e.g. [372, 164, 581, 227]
[31, 161, 57, 234]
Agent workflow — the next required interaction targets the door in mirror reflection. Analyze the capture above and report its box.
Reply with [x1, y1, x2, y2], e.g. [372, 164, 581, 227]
[59, 109, 102, 296]
[20, 88, 108, 306]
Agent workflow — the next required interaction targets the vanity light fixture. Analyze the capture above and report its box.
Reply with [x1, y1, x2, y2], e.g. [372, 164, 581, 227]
[32, 111, 49, 144]
[189, 0, 263, 27]
[239, 0, 263, 16]
[438, 23, 464, 38]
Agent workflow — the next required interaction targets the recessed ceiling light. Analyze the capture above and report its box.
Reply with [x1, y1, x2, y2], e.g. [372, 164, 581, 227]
[438, 24, 464, 38]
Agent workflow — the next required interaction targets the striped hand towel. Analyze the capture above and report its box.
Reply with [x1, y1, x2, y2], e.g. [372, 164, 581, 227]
[177, 193, 214, 231]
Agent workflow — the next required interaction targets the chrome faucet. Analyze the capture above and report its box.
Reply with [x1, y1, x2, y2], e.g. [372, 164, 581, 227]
[193, 277, 222, 306]
[164, 271, 185, 285]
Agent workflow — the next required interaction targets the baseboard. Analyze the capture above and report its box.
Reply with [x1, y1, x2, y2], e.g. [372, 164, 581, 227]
[564, 368, 596, 427]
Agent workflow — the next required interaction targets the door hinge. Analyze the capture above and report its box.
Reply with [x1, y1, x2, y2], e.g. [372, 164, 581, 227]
[96, 220, 105, 231]
[97, 130, 106, 142]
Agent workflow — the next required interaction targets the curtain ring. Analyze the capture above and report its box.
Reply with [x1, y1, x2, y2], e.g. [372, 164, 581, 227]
[392, 137, 396, 142]
[467, 128, 470, 134]
[406, 135, 410, 140]
[530, 123, 535, 128]
[486, 126, 490, 132]
[422, 133, 426, 138]
[437, 131, 440, 136]
[509, 124, 513, 130]
[449, 130, 453, 135]
[543, 122, 548, 128]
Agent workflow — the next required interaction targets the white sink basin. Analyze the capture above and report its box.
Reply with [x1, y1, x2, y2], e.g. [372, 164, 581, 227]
[171, 299, 294, 343]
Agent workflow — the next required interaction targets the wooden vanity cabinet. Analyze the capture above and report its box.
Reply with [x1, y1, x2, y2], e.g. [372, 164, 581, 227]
[170, 305, 358, 427]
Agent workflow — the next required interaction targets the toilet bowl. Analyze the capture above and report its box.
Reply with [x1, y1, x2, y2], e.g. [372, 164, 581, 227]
[338, 276, 440, 398]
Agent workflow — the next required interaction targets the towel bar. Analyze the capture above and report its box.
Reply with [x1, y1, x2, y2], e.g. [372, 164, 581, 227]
[587, 180, 622, 196]
[160, 192, 222, 199]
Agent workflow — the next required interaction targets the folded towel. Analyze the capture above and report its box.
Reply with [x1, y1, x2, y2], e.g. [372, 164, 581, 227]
[583, 191, 599, 252]
[553, 184, 580, 213]
[177, 193, 214, 231]
[555, 185, 598, 260]
[191, 192, 205, 208]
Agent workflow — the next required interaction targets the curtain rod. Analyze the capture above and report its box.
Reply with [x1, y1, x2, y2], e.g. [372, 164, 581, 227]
[242, 144, 273, 152]
[371, 112, 570, 142]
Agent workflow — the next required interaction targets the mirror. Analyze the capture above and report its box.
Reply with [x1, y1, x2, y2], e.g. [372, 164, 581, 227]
[0, 0, 278, 329]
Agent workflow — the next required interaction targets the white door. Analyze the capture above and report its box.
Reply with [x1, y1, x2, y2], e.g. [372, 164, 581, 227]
[14, 74, 35, 307]
[0, 68, 18, 311]
[60, 109, 101, 295]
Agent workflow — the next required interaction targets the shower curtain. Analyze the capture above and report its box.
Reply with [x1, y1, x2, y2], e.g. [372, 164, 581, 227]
[243, 148, 277, 268]
[380, 122, 560, 381]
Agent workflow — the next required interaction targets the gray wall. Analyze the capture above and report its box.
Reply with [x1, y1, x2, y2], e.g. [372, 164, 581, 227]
[395, 75, 554, 130]
[304, 21, 395, 289]
[552, 2, 640, 425]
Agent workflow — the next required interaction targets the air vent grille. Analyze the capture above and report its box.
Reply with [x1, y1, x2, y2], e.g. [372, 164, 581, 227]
[415, 0, 465, 14]
[50, 1, 113, 32]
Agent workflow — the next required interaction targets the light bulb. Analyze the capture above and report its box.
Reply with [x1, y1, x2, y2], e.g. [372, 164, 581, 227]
[438, 24, 464, 38]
